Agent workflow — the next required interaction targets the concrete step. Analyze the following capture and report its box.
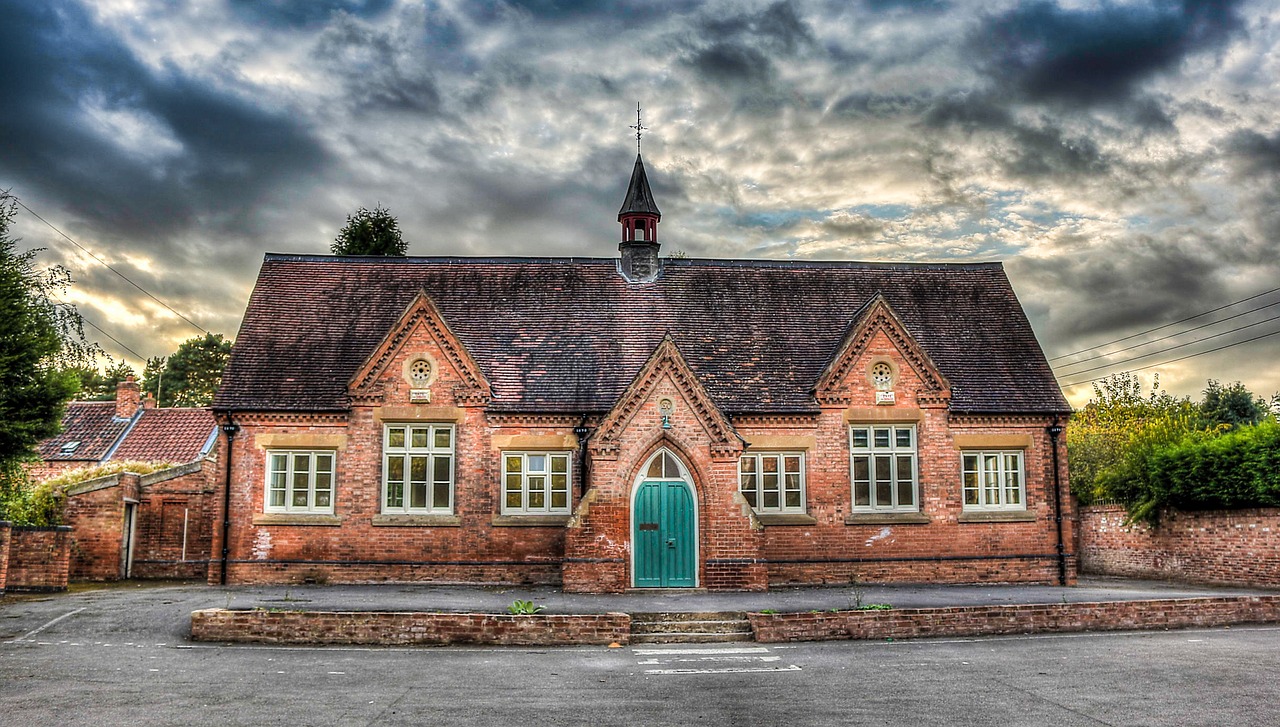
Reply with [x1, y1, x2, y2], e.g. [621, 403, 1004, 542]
[630, 611, 748, 622]
[629, 611, 755, 643]
[631, 619, 753, 635]
[630, 631, 755, 644]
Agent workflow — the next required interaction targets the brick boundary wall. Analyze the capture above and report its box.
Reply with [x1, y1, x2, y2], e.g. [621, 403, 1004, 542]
[748, 595, 1280, 643]
[1079, 505, 1280, 588]
[190, 610, 632, 646]
[3, 526, 72, 592]
[0, 522, 10, 595]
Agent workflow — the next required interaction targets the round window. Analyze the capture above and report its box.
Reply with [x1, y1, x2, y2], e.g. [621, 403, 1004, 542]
[870, 362, 894, 390]
[409, 358, 433, 385]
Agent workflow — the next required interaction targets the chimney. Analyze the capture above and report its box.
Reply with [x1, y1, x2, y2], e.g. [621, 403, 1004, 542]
[115, 376, 142, 419]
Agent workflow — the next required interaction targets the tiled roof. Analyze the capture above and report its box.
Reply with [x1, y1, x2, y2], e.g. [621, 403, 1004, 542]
[214, 255, 1070, 415]
[37, 402, 130, 461]
[110, 409, 216, 463]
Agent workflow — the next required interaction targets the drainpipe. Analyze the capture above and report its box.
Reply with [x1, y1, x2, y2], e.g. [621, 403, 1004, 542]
[219, 418, 240, 586]
[573, 416, 592, 499]
[1046, 420, 1067, 586]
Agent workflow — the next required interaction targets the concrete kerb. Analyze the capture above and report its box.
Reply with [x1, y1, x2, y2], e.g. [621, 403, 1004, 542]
[185, 578, 1280, 647]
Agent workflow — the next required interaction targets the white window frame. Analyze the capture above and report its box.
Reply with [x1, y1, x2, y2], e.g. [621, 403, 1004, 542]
[501, 451, 572, 515]
[962, 450, 1026, 511]
[382, 424, 455, 514]
[265, 450, 335, 514]
[850, 424, 919, 512]
[738, 452, 806, 514]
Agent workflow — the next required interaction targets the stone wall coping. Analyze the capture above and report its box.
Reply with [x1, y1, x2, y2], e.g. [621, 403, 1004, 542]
[140, 460, 205, 486]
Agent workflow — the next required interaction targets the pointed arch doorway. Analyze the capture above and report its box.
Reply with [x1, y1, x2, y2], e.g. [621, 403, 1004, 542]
[632, 450, 698, 587]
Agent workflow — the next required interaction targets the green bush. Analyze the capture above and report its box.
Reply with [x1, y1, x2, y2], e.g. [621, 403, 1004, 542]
[1147, 421, 1280, 512]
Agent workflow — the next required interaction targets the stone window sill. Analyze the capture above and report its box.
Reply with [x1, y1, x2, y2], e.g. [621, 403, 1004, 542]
[844, 512, 931, 525]
[491, 515, 573, 527]
[755, 513, 818, 526]
[253, 513, 341, 527]
[371, 514, 462, 527]
[958, 510, 1037, 523]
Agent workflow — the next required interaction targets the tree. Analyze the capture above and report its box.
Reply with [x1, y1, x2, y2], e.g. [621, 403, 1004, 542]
[0, 195, 83, 470]
[1199, 380, 1267, 429]
[331, 204, 406, 256]
[142, 334, 232, 407]
[63, 358, 136, 401]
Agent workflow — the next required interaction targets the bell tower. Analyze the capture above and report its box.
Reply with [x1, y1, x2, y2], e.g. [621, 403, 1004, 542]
[618, 104, 661, 282]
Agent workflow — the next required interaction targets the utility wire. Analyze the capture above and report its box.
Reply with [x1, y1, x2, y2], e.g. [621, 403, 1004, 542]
[48, 292, 146, 361]
[5, 192, 209, 335]
[1056, 312, 1280, 380]
[1049, 284, 1280, 362]
[1060, 327, 1280, 388]
[1052, 298, 1280, 371]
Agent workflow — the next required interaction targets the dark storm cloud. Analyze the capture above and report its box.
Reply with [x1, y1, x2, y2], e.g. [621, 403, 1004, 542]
[1008, 231, 1225, 340]
[684, 1, 814, 86]
[313, 15, 443, 114]
[228, 0, 394, 29]
[1225, 129, 1280, 176]
[971, 0, 1247, 107]
[0, 1, 328, 240]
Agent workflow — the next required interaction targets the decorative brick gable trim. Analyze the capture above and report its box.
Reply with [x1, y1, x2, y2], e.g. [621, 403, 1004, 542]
[815, 294, 951, 407]
[589, 335, 742, 461]
[348, 290, 491, 406]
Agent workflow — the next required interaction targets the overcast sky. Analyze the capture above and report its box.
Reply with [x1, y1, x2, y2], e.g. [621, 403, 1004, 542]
[3, 0, 1279, 407]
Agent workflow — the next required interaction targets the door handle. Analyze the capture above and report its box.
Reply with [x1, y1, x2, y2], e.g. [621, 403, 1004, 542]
[666, 539, 676, 548]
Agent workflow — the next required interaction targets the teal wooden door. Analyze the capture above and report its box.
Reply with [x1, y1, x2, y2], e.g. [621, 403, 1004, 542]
[634, 480, 696, 587]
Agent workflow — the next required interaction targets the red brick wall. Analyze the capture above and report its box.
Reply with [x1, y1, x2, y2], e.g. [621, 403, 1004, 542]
[1079, 505, 1280, 588]
[0, 522, 10, 594]
[749, 595, 1280, 643]
[217, 319, 568, 586]
[190, 609, 631, 646]
[63, 475, 129, 580]
[218, 319, 1073, 592]
[131, 462, 217, 579]
[62, 463, 219, 581]
[3, 526, 71, 591]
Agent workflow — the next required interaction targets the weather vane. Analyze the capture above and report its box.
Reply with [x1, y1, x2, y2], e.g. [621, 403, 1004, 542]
[629, 102, 647, 154]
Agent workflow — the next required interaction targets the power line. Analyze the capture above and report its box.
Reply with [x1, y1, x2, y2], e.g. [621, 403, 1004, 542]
[46, 291, 146, 361]
[5, 192, 209, 335]
[1052, 299, 1280, 372]
[1049, 284, 1280, 362]
[1059, 327, 1280, 388]
[1056, 312, 1280, 380]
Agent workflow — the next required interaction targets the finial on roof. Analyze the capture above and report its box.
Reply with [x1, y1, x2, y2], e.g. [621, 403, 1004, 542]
[628, 102, 647, 155]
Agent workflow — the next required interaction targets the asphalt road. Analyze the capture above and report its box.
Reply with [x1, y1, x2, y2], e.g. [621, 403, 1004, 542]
[3, 584, 1278, 726]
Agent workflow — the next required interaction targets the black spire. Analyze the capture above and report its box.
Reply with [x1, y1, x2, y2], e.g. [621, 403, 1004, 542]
[618, 153, 662, 219]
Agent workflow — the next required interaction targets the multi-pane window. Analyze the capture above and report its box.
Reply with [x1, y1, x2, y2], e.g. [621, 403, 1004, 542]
[265, 450, 335, 514]
[739, 453, 805, 513]
[503, 452, 571, 515]
[962, 451, 1025, 510]
[383, 424, 454, 513]
[850, 425, 918, 511]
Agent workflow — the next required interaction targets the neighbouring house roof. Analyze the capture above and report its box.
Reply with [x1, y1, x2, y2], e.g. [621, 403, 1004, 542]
[214, 254, 1070, 416]
[38, 402, 131, 462]
[109, 409, 218, 463]
[37, 404, 216, 466]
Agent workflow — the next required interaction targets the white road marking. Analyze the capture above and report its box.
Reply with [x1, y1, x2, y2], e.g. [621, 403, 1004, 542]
[632, 646, 771, 655]
[645, 665, 803, 675]
[633, 644, 800, 675]
[5, 608, 86, 643]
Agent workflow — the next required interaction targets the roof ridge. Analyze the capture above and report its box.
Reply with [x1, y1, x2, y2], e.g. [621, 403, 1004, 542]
[261, 252, 1004, 271]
